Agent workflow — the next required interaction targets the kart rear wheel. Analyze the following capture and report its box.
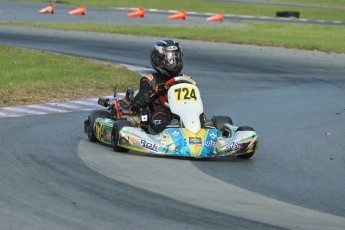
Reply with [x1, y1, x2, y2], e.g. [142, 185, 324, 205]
[236, 126, 256, 159]
[212, 116, 233, 137]
[111, 120, 132, 152]
[87, 110, 110, 142]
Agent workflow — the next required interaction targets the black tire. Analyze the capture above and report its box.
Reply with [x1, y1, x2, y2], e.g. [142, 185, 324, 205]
[212, 116, 233, 137]
[86, 110, 110, 142]
[212, 116, 233, 129]
[236, 126, 255, 132]
[237, 152, 255, 159]
[236, 126, 256, 159]
[276, 11, 300, 19]
[111, 120, 132, 152]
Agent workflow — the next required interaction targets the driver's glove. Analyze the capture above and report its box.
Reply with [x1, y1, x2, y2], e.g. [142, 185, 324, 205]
[155, 83, 167, 95]
[149, 83, 167, 101]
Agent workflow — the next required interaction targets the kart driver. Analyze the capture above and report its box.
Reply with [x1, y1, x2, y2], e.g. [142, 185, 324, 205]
[133, 39, 185, 133]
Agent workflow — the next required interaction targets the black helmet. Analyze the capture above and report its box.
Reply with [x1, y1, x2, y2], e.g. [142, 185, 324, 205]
[150, 40, 184, 78]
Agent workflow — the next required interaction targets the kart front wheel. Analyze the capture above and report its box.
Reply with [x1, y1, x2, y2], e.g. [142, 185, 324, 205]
[237, 152, 255, 159]
[86, 110, 110, 142]
[236, 126, 256, 159]
[212, 116, 233, 137]
[111, 120, 132, 152]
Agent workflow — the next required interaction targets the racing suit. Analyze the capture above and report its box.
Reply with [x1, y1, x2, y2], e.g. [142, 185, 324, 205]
[133, 72, 172, 133]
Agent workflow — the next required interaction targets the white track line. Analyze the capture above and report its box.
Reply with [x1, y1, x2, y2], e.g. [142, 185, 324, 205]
[0, 65, 143, 119]
[69, 100, 100, 107]
[27, 104, 70, 113]
[2, 107, 47, 115]
[0, 111, 22, 117]
[47, 102, 82, 110]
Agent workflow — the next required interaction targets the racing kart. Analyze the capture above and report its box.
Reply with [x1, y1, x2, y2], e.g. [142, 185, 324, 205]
[84, 76, 258, 159]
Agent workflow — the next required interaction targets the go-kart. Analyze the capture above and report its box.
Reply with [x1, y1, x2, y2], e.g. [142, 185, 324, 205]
[84, 76, 258, 159]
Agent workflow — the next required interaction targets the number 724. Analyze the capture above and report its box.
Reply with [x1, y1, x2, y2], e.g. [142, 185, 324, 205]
[174, 86, 198, 101]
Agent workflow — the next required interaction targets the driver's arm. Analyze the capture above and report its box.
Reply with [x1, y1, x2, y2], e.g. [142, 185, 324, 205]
[133, 77, 154, 108]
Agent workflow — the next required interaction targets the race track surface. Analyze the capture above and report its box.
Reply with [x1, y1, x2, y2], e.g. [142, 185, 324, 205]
[1, 1, 345, 230]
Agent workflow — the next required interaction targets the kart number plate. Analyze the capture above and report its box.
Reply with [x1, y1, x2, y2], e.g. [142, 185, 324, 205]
[174, 85, 197, 102]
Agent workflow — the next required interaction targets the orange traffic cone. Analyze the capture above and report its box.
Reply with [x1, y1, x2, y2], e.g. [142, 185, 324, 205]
[68, 5, 86, 15]
[38, 4, 54, 14]
[169, 10, 186, 20]
[207, 13, 224, 22]
[128, 8, 145, 17]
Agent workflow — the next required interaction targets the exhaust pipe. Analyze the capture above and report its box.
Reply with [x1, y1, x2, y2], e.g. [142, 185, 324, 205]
[98, 97, 110, 107]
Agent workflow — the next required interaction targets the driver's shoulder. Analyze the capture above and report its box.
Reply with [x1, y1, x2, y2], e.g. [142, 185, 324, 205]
[141, 73, 157, 88]
[143, 74, 154, 81]
[142, 72, 161, 81]
[179, 73, 192, 79]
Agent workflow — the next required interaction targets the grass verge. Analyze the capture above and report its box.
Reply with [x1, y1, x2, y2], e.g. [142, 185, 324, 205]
[0, 46, 140, 107]
[23, 0, 345, 21]
[2, 22, 345, 53]
[260, 0, 345, 6]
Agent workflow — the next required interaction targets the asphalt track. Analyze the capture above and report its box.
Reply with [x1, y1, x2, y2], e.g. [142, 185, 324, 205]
[1, 1, 345, 230]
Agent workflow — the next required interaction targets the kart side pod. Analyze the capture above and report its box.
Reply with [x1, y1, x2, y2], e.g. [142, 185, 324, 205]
[216, 126, 258, 158]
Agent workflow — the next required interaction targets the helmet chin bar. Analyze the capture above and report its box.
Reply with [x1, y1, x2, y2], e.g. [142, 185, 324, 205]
[155, 66, 169, 78]
[154, 65, 180, 78]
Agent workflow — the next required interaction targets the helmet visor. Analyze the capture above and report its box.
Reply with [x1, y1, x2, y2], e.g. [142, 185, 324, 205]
[164, 52, 183, 69]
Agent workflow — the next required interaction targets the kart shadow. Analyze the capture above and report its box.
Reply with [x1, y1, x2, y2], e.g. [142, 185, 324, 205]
[115, 150, 247, 162]
[88, 141, 250, 163]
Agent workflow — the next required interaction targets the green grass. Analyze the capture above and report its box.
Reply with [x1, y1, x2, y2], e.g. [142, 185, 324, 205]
[22, 0, 345, 21]
[0, 46, 140, 107]
[8, 0, 344, 53]
[3, 1, 344, 107]
[254, 0, 345, 7]
[2, 22, 345, 54]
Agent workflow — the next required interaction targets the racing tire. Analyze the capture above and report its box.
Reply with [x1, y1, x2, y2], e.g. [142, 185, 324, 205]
[111, 120, 132, 153]
[276, 11, 300, 19]
[236, 126, 256, 159]
[236, 126, 255, 132]
[212, 116, 233, 137]
[237, 151, 255, 159]
[87, 110, 110, 142]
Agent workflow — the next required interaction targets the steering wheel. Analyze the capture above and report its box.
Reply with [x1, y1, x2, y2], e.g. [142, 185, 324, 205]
[158, 76, 197, 105]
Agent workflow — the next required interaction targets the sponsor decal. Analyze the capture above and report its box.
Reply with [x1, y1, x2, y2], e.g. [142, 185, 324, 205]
[95, 122, 103, 139]
[204, 140, 216, 147]
[127, 136, 139, 144]
[153, 119, 162, 125]
[132, 129, 146, 136]
[140, 139, 158, 152]
[161, 135, 168, 143]
[166, 46, 178, 51]
[209, 132, 217, 139]
[227, 142, 242, 151]
[171, 130, 180, 137]
[105, 132, 111, 141]
[189, 137, 202, 145]
[141, 114, 148, 122]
